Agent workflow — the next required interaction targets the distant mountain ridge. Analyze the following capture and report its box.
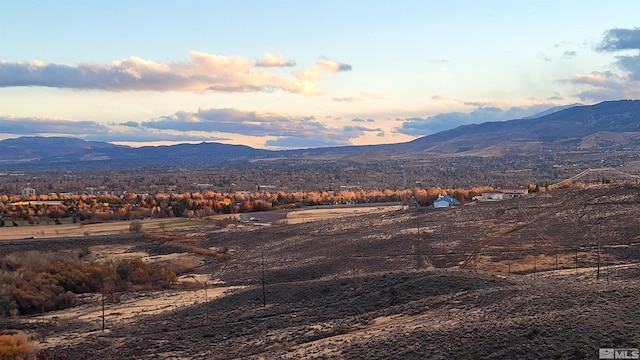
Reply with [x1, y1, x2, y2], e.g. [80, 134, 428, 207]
[0, 136, 126, 162]
[395, 99, 640, 156]
[521, 103, 583, 119]
[0, 100, 639, 166]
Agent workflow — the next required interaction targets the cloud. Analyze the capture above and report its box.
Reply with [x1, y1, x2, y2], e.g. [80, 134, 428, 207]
[1, 106, 381, 148]
[0, 93, 463, 149]
[596, 27, 640, 52]
[142, 107, 367, 147]
[352, 118, 375, 123]
[431, 95, 511, 109]
[265, 137, 342, 148]
[85, 129, 229, 143]
[596, 27, 640, 82]
[539, 53, 552, 62]
[616, 54, 640, 82]
[0, 115, 110, 135]
[563, 71, 636, 101]
[333, 91, 385, 103]
[0, 115, 227, 143]
[0, 51, 351, 95]
[343, 125, 382, 134]
[566, 27, 640, 101]
[294, 57, 351, 84]
[143, 108, 322, 137]
[568, 71, 621, 87]
[563, 50, 577, 58]
[264, 124, 380, 149]
[255, 51, 296, 67]
[431, 95, 450, 102]
[122, 121, 140, 128]
[333, 96, 362, 102]
[395, 105, 555, 136]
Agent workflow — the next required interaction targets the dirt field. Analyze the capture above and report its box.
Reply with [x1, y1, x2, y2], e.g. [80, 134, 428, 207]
[3, 186, 640, 359]
[0, 218, 209, 241]
[283, 205, 403, 224]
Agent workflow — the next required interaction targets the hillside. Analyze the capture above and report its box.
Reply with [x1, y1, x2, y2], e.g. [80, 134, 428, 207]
[397, 99, 640, 155]
[0, 136, 127, 162]
[4, 184, 640, 359]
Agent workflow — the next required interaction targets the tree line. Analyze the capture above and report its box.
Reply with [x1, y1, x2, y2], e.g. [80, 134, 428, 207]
[0, 186, 500, 223]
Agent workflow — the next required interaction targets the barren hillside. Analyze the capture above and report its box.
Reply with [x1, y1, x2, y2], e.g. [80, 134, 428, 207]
[3, 184, 640, 359]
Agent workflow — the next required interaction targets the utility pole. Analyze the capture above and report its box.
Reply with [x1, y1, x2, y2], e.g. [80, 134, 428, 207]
[190, 275, 210, 325]
[597, 242, 601, 282]
[102, 278, 105, 332]
[606, 253, 610, 284]
[416, 223, 423, 269]
[533, 254, 537, 280]
[597, 224, 602, 282]
[441, 238, 446, 268]
[205, 280, 210, 325]
[533, 224, 537, 280]
[575, 249, 579, 277]
[261, 253, 266, 307]
[507, 240, 511, 276]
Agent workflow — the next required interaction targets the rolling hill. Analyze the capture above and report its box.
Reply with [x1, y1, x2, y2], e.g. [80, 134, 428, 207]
[394, 99, 640, 156]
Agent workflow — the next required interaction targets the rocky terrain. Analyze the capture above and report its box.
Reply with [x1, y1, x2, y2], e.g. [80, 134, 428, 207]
[3, 184, 640, 359]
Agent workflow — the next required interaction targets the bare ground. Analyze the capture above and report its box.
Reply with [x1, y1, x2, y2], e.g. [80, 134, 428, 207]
[0, 218, 210, 241]
[3, 185, 640, 359]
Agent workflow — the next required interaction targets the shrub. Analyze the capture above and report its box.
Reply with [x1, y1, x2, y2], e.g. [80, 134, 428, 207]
[1, 251, 176, 316]
[129, 220, 143, 233]
[0, 332, 35, 360]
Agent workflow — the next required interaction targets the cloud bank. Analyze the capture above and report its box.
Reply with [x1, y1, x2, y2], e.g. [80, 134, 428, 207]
[0, 51, 351, 95]
[0, 116, 110, 135]
[1, 107, 380, 149]
[143, 108, 377, 148]
[567, 27, 640, 101]
[0, 115, 227, 143]
[396, 104, 554, 136]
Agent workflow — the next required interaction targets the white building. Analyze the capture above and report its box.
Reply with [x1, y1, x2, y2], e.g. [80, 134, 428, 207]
[496, 186, 529, 199]
[476, 186, 529, 201]
[21, 187, 36, 196]
[434, 194, 460, 208]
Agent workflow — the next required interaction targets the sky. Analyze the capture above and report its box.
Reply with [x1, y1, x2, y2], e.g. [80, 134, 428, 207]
[1, 1, 640, 149]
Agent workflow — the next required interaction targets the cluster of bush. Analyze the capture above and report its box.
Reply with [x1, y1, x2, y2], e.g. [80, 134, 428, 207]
[0, 331, 68, 360]
[1, 186, 500, 225]
[0, 251, 178, 317]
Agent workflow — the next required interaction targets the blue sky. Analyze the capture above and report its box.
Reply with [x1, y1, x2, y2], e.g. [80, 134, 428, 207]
[1, 1, 639, 149]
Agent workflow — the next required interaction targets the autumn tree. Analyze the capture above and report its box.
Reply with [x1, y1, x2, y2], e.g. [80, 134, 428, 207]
[46, 207, 64, 220]
[0, 332, 35, 360]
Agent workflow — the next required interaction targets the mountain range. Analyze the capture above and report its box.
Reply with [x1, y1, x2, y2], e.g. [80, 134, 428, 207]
[1, 100, 639, 167]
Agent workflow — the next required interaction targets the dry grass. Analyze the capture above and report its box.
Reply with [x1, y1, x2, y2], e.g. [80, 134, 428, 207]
[284, 205, 402, 224]
[0, 218, 206, 241]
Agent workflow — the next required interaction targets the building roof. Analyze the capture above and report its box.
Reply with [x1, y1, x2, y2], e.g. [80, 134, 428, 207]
[434, 194, 459, 205]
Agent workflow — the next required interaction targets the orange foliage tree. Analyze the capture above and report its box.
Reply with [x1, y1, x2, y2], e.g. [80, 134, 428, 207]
[0, 332, 35, 360]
